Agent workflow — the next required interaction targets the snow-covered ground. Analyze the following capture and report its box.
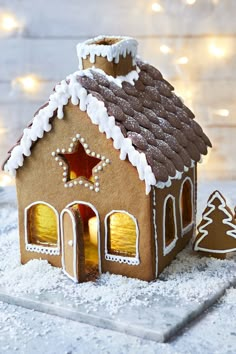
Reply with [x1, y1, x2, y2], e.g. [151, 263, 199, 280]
[0, 288, 235, 354]
[0, 181, 236, 353]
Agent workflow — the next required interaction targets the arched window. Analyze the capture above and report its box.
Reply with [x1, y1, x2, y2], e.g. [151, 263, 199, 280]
[163, 195, 177, 255]
[25, 202, 60, 254]
[105, 211, 139, 265]
[180, 177, 193, 234]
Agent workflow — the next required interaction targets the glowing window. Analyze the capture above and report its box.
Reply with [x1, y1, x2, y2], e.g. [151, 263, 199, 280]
[180, 178, 193, 229]
[27, 203, 58, 246]
[60, 142, 101, 182]
[107, 212, 137, 257]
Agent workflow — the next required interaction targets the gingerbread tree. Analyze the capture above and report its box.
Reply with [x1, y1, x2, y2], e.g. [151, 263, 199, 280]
[193, 190, 236, 259]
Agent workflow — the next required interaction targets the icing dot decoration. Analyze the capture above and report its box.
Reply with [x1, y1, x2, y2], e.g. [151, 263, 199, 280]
[52, 133, 110, 192]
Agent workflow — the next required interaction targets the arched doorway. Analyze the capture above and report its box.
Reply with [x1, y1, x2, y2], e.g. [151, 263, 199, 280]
[61, 202, 100, 282]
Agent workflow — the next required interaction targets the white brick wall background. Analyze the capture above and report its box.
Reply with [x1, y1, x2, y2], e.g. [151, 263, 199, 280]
[0, 0, 235, 184]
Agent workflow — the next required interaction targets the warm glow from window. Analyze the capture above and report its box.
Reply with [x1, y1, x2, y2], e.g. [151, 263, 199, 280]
[160, 45, 172, 54]
[177, 56, 189, 65]
[151, 2, 163, 12]
[1, 14, 19, 31]
[88, 216, 98, 246]
[107, 212, 137, 257]
[209, 43, 225, 58]
[28, 204, 58, 246]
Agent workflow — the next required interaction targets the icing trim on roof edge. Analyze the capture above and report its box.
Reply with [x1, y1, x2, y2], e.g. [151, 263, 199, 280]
[77, 35, 138, 70]
[3, 66, 200, 194]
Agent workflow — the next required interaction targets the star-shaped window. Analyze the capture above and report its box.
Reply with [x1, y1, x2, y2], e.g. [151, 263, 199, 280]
[52, 133, 110, 192]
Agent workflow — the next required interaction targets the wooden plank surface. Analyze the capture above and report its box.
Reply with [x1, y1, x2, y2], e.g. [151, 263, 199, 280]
[0, 0, 235, 180]
[1, 80, 235, 125]
[0, 98, 236, 180]
[0, 37, 235, 82]
[1, 0, 236, 37]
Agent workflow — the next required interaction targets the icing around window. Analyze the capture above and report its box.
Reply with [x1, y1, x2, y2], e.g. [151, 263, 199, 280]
[179, 176, 194, 235]
[24, 201, 60, 255]
[52, 133, 110, 192]
[105, 210, 140, 265]
[163, 195, 178, 256]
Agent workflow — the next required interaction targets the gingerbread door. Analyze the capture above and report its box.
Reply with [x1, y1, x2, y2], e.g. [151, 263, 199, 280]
[61, 207, 85, 282]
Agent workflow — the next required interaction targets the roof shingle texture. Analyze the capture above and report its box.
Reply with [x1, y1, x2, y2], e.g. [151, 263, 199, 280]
[3, 60, 211, 184]
[77, 60, 211, 183]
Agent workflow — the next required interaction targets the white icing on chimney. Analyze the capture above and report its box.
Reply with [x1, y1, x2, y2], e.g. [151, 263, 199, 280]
[77, 35, 138, 70]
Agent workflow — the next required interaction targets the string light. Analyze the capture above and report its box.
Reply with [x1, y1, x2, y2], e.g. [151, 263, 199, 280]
[184, 0, 197, 5]
[0, 14, 20, 32]
[151, 2, 163, 12]
[13, 75, 40, 93]
[209, 43, 225, 58]
[0, 127, 7, 135]
[160, 45, 172, 54]
[176, 56, 189, 65]
[214, 109, 230, 117]
[0, 173, 14, 187]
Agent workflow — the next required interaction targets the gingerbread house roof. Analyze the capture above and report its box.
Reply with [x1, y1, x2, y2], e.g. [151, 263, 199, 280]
[3, 37, 211, 194]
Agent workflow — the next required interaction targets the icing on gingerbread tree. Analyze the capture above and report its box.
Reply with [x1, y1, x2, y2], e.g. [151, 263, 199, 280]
[193, 190, 236, 258]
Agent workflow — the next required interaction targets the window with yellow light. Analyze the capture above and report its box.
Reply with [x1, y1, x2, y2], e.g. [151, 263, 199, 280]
[27, 203, 58, 246]
[106, 212, 137, 257]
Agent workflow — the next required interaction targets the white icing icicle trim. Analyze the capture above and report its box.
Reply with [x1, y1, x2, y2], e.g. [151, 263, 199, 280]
[155, 160, 195, 189]
[79, 67, 140, 88]
[4, 67, 155, 194]
[77, 35, 138, 69]
[4, 66, 202, 194]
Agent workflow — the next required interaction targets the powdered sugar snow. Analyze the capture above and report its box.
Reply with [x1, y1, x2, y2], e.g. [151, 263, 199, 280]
[0, 183, 235, 315]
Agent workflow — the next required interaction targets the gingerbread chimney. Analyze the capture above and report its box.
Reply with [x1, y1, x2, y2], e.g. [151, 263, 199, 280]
[76, 35, 138, 77]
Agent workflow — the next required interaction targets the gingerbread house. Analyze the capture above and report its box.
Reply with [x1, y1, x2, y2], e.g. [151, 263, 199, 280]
[3, 36, 211, 282]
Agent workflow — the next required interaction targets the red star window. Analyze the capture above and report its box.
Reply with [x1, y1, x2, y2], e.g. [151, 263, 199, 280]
[52, 133, 110, 192]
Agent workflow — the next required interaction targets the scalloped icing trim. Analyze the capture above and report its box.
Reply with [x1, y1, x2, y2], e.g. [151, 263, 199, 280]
[26, 244, 60, 255]
[105, 254, 140, 265]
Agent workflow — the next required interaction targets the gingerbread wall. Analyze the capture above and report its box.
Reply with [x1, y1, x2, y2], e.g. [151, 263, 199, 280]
[152, 166, 196, 276]
[15, 102, 155, 281]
